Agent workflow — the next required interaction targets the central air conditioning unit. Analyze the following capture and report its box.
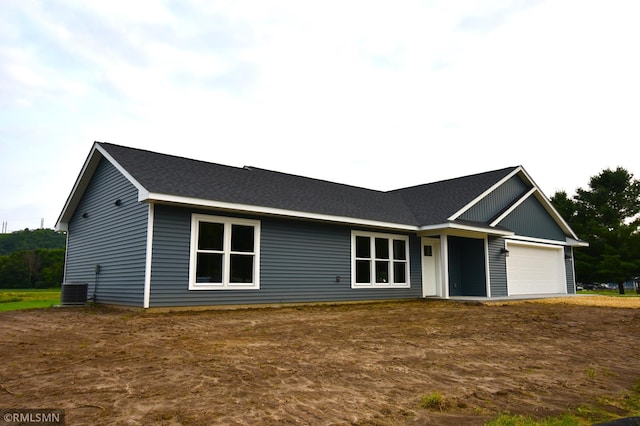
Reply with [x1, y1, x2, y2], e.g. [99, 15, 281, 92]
[60, 282, 88, 306]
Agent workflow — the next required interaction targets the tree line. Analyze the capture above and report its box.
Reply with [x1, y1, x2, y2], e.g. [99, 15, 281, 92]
[0, 229, 66, 288]
[551, 167, 640, 291]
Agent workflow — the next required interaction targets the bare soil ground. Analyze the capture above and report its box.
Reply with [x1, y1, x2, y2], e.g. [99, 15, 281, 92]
[1, 297, 639, 425]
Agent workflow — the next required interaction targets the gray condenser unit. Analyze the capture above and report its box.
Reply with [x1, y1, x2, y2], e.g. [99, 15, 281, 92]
[60, 282, 88, 306]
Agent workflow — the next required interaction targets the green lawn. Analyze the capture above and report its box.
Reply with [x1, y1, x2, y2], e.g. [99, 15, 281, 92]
[578, 289, 640, 297]
[0, 288, 61, 312]
[0, 288, 635, 313]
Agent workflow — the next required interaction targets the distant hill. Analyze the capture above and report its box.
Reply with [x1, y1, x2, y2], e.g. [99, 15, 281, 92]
[0, 229, 66, 255]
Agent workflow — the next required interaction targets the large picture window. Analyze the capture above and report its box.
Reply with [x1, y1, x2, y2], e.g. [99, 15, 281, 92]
[189, 214, 260, 290]
[351, 231, 410, 288]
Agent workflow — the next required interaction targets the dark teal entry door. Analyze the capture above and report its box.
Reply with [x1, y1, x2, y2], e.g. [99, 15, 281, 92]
[448, 236, 487, 297]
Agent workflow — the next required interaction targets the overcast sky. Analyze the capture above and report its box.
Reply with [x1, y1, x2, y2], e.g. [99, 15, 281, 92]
[1, 1, 639, 232]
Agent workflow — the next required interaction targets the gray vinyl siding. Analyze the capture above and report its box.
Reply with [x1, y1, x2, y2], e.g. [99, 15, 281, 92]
[148, 205, 422, 307]
[565, 246, 576, 294]
[487, 236, 508, 297]
[459, 175, 530, 222]
[64, 158, 148, 306]
[497, 195, 566, 241]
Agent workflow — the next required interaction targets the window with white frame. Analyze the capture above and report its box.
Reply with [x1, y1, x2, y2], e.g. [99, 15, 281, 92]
[352, 231, 410, 288]
[189, 214, 260, 290]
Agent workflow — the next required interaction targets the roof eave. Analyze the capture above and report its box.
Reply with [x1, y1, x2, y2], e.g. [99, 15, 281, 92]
[418, 221, 515, 236]
[566, 237, 590, 247]
[142, 192, 420, 231]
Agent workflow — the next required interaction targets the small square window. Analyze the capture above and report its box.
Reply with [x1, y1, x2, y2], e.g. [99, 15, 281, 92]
[424, 245, 433, 257]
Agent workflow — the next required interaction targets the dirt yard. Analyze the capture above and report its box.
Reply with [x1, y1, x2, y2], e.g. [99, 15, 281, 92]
[1, 297, 639, 425]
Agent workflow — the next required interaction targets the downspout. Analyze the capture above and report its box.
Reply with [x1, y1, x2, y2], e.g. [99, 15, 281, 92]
[93, 264, 100, 301]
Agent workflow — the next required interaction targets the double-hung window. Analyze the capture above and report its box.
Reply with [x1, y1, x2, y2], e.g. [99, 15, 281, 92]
[189, 214, 260, 290]
[352, 231, 410, 288]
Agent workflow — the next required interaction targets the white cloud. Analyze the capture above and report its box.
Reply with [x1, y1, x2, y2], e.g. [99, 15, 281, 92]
[1, 0, 639, 231]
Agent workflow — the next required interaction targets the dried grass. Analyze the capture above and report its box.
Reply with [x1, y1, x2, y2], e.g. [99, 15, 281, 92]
[488, 295, 640, 309]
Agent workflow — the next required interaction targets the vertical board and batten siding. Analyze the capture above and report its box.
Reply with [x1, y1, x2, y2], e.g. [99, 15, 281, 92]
[487, 236, 508, 297]
[565, 246, 576, 294]
[459, 175, 531, 222]
[64, 158, 148, 306]
[497, 196, 566, 242]
[149, 204, 422, 307]
[447, 236, 487, 297]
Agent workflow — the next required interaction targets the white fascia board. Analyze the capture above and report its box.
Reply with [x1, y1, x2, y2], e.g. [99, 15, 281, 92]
[55, 144, 102, 231]
[55, 143, 149, 231]
[418, 222, 514, 236]
[505, 235, 571, 247]
[448, 166, 523, 221]
[566, 237, 590, 247]
[142, 192, 419, 231]
[94, 144, 147, 193]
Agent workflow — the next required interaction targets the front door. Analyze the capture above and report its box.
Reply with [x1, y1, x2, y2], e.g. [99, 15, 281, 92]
[421, 237, 441, 297]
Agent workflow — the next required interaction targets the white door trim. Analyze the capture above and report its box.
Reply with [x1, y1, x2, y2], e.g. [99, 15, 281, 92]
[421, 237, 442, 297]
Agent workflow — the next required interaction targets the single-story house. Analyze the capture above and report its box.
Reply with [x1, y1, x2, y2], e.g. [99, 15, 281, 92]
[55, 142, 587, 308]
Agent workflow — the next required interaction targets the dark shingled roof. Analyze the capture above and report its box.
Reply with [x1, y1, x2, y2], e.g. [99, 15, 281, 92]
[98, 142, 518, 227]
[390, 167, 518, 225]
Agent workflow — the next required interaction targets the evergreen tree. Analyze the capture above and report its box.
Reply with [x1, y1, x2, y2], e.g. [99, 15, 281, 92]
[552, 167, 640, 292]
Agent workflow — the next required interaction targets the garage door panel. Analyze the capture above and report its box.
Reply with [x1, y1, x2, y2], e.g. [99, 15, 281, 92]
[507, 243, 565, 295]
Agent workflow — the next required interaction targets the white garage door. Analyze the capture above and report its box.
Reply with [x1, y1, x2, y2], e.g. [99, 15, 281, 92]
[506, 243, 566, 295]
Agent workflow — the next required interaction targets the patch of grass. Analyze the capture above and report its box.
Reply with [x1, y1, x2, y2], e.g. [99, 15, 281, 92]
[578, 289, 640, 297]
[484, 412, 585, 426]
[617, 379, 640, 416]
[0, 289, 61, 312]
[420, 391, 446, 411]
[486, 378, 640, 426]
